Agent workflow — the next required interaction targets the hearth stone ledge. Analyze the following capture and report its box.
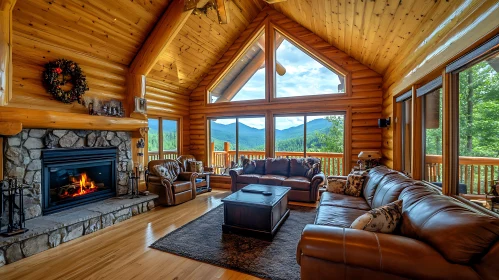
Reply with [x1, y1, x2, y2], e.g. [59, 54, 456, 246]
[0, 194, 158, 267]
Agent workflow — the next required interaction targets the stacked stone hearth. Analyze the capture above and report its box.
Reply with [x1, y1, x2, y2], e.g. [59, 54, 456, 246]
[1, 129, 158, 267]
[3, 129, 132, 223]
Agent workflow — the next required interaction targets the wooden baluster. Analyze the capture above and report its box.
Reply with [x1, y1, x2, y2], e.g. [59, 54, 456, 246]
[470, 165, 474, 194]
[477, 165, 481, 195]
[337, 158, 341, 175]
[464, 165, 468, 191]
[224, 142, 230, 168]
[485, 165, 489, 194]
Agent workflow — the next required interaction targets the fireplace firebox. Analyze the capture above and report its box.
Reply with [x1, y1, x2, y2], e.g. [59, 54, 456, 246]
[42, 147, 117, 215]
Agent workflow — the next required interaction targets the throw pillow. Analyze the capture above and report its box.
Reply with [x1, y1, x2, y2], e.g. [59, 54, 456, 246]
[241, 156, 256, 174]
[351, 200, 403, 233]
[327, 178, 347, 194]
[153, 165, 167, 177]
[189, 161, 204, 173]
[302, 157, 321, 179]
[345, 171, 368, 197]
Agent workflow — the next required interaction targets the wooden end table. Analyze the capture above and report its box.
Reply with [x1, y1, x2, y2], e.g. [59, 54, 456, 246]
[195, 172, 213, 194]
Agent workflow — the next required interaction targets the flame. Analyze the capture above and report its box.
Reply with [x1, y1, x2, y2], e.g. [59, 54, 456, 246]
[63, 173, 99, 198]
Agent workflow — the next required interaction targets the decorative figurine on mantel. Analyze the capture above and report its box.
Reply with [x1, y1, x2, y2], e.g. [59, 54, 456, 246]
[83, 96, 125, 117]
[0, 177, 29, 236]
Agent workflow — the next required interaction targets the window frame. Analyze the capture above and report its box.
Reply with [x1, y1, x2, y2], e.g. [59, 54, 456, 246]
[418, 76, 443, 183]
[207, 115, 267, 171]
[204, 20, 353, 107]
[146, 116, 181, 161]
[272, 111, 346, 168]
[271, 25, 349, 102]
[396, 90, 413, 176]
[444, 34, 499, 196]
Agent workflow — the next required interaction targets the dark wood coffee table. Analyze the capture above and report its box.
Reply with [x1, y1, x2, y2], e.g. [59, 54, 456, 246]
[222, 184, 291, 240]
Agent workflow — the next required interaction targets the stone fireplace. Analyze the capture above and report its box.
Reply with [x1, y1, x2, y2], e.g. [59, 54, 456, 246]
[2, 129, 132, 222]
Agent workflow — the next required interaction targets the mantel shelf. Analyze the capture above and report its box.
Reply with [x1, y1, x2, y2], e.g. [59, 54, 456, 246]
[0, 107, 148, 133]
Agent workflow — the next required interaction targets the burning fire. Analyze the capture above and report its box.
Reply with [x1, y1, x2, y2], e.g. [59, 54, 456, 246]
[59, 173, 99, 198]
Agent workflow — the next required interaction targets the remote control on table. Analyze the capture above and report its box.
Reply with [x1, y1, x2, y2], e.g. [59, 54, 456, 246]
[241, 189, 273, 196]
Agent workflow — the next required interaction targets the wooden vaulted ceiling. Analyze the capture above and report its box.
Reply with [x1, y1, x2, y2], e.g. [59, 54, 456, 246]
[147, 0, 265, 94]
[148, 0, 482, 95]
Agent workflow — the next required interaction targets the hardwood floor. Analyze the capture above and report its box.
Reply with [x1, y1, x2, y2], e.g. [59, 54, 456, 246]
[0, 189, 316, 280]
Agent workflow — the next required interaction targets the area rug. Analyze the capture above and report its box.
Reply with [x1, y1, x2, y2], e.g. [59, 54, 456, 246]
[150, 204, 316, 280]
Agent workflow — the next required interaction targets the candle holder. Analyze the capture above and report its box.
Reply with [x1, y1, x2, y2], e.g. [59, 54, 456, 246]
[0, 177, 29, 236]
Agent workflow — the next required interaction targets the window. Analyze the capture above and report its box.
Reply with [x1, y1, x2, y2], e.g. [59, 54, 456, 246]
[274, 31, 346, 98]
[208, 30, 266, 103]
[396, 90, 412, 176]
[147, 118, 179, 161]
[418, 78, 443, 183]
[455, 52, 499, 201]
[274, 113, 345, 175]
[209, 116, 266, 174]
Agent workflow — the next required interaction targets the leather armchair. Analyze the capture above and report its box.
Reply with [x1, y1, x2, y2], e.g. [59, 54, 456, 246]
[146, 159, 198, 206]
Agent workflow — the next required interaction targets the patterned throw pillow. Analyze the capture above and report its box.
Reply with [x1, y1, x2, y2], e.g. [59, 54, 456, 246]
[241, 156, 256, 174]
[153, 165, 167, 177]
[302, 157, 321, 179]
[327, 178, 347, 194]
[189, 161, 204, 173]
[350, 200, 403, 233]
[344, 171, 368, 197]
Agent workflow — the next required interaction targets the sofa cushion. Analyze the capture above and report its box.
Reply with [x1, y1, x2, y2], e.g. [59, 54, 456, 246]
[363, 166, 398, 207]
[320, 192, 371, 211]
[254, 159, 266, 175]
[351, 200, 402, 233]
[172, 181, 191, 193]
[283, 176, 310, 190]
[289, 158, 308, 177]
[371, 173, 415, 208]
[241, 156, 257, 174]
[259, 174, 287, 185]
[400, 187, 499, 264]
[315, 205, 367, 228]
[303, 157, 321, 179]
[265, 158, 289, 177]
[236, 174, 262, 184]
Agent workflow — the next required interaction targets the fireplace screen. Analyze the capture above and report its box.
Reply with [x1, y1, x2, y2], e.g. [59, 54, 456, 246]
[42, 148, 117, 214]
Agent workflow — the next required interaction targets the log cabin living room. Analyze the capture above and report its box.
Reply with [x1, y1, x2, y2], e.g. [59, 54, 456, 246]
[0, 0, 499, 279]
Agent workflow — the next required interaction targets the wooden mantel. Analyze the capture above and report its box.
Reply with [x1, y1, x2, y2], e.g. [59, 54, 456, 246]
[0, 107, 147, 133]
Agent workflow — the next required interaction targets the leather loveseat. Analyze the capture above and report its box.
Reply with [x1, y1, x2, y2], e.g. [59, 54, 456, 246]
[146, 159, 198, 206]
[229, 158, 325, 202]
[297, 166, 499, 280]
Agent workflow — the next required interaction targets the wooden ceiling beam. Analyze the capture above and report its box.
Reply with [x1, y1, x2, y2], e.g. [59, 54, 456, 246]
[263, 0, 287, 4]
[216, 0, 229, 24]
[129, 0, 193, 76]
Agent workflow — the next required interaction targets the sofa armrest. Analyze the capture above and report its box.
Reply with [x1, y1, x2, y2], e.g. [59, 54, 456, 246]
[297, 225, 478, 279]
[308, 172, 325, 201]
[229, 168, 243, 192]
[147, 175, 175, 205]
[178, 172, 198, 198]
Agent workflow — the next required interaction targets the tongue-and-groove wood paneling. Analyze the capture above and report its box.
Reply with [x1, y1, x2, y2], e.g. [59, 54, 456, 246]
[188, 7, 383, 171]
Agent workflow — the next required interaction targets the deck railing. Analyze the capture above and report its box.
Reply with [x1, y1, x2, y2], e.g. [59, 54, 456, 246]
[211, 149, 343, 177]
[148, 150, 178, 161]
[425, 155, 499, 195]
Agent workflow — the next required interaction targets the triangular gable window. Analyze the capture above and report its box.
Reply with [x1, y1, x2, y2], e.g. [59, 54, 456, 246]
[274, 31, 345, 98]
[208, 29, 266, 103]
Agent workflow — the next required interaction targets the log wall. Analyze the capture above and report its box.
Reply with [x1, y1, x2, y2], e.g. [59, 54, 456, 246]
[189, 7, 384, 170]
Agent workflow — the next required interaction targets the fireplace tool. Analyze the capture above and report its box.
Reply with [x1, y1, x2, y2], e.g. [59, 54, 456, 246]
[128, 168, 140, 199]
[0, 177, 29, 236]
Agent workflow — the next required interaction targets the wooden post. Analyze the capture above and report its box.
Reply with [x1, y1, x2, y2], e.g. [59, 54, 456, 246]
[0, 0, 17, 106]
[224, 142, 230, 168]
[158, 119, 164, 160]
[210, 142, 215, 166]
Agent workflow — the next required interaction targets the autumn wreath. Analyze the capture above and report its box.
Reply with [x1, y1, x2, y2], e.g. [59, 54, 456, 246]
[43, 59, 89, 104]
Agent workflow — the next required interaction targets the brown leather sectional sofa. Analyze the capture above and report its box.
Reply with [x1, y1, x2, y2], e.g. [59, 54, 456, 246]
[297, 166, 499, 280]
[229, 158, 325, 202]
